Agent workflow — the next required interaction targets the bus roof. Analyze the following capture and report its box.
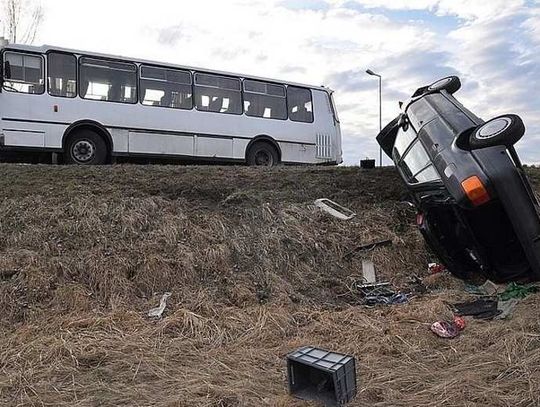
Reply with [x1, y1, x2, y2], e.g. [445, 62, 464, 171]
[4, 43, 333, 93]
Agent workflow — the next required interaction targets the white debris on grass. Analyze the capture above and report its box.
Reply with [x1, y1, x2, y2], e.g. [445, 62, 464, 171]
[148, 292, 172, 319]
[314, 198, 356, 220]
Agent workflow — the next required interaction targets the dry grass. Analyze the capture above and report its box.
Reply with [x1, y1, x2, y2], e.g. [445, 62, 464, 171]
[0, 164, 539, 406]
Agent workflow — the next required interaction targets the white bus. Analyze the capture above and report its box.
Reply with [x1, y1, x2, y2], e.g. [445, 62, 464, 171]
[0, 44, 342, 166]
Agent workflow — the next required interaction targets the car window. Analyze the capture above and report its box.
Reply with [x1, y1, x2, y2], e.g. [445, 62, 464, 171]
[404, 140, 430, 174]
[413, 165, 440, 183]
[398, 139, 440, 184]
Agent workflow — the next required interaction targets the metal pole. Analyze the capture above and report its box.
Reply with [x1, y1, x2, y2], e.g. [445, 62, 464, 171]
[379, 76, 382, 167]
[366, 69, 383, 167]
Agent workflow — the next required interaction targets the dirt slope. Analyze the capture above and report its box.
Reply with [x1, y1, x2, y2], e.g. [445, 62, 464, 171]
[0, 164, 539, 406]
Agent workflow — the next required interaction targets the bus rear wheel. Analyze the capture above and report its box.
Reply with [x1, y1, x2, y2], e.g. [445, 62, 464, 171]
[247, 142, 279, 167]
[65, 129, 108, 165]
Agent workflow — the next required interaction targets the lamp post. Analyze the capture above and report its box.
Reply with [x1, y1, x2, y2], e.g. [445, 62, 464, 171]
[366, 69, 382, 167]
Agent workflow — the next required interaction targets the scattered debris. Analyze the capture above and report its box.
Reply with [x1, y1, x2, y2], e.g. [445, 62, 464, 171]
[359, 284, 408, 306]
[499, 282, 538, 301]
[431, 321, 458, 338]
[314, 198, 356, 220]
[344, 239, 392, 259]
[482, 280, 501, 296]
[147, 292, 172, 319]
[495, 299, 520, 320]
[428, 263, 446, 275]
[364, 292, 408, 306]
[453, 316, 467, 331]
[350, 258, 409, 306]
[354, 281, 391, 291]
[361, 259, 377, 284]
[287, 346, 357, 406]
[464, 280, 501, 296]
[452, 298, 500, 320]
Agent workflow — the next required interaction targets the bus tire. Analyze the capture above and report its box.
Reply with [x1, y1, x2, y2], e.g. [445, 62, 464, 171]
[246, 141, 279, 167]
[65, 129, 108, 165]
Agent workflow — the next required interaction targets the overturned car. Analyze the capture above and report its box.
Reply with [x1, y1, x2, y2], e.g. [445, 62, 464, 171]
[378, 76, 540, 282]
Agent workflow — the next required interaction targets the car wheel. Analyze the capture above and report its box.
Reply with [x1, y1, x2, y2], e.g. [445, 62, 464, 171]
[469, 114, 525, 149]
[247, 142, 279, 167]
[65, 129, 108, 165]
[427, 76, 461, 94]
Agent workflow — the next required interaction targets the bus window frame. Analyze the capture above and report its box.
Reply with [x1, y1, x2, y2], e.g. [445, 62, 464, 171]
[78, 55, 139, 105]
[46, 50, 78, 99]
[287, 86, 314, 124]
[2, 49, 45, 95]
[138, 63, 194, 111]
[193, 72, 243, 116]
[243, 79, 288, 121]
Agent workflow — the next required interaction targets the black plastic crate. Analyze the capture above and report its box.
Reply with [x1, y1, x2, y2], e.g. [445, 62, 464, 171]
[287, 346, 357, 406]
[360, 159, 376, 169]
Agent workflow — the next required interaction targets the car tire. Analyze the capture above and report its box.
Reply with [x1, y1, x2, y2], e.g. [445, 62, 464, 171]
[469, 114, 525, 149]
[427, 76, 461, 94]
[65, 129, 108, 165]
[247, 142, 279, 167]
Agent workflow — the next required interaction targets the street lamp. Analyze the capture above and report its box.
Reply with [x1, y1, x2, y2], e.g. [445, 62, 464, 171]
[366, 69, 382, 167]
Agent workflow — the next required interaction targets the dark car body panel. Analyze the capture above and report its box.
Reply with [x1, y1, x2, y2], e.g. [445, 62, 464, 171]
[379, 83, 540, 282]
[472, 147, 540, 278]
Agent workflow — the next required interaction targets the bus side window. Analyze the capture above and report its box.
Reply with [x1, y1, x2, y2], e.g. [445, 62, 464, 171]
[139, 65, 192, 109]
[48, 52, 77, 98]
[3, 51, 44, 94]
[79, 57, 137, 104]
[194, 73, 242, 115]
[288, 86, 313, 123]
[243, 79, 286, 120]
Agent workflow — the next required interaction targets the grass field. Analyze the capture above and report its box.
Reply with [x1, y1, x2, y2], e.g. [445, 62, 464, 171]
[0, 164, 539, 406]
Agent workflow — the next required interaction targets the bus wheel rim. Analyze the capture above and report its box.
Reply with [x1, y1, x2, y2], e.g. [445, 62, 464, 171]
[255, 150, 272, 166]
[72, 140, 95, 163]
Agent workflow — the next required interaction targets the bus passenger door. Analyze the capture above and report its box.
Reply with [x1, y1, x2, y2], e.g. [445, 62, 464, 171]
[127, 131, 195, 157]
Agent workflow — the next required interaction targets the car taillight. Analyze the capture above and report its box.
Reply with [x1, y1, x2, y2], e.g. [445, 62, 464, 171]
[461, 176, 490, 206]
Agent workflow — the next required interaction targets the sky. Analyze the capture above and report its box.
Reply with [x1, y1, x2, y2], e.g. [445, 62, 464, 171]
[14, 0, 540, 164]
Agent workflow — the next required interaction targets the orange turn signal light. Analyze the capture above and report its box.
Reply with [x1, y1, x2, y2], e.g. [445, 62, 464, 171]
[461, 176, 490, 206]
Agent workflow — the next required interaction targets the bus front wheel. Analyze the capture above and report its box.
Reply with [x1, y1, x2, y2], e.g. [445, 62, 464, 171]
[246, 142, 279, 167]
[65, 129, 108, 165]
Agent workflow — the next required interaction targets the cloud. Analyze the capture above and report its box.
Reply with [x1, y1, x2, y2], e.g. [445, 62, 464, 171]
[325, 70, 377, 92]
[157, 25, 188, 46]
[443, 8, 540, 156]
[279, 0, 330, 11]
[338, 0, 525, 20]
